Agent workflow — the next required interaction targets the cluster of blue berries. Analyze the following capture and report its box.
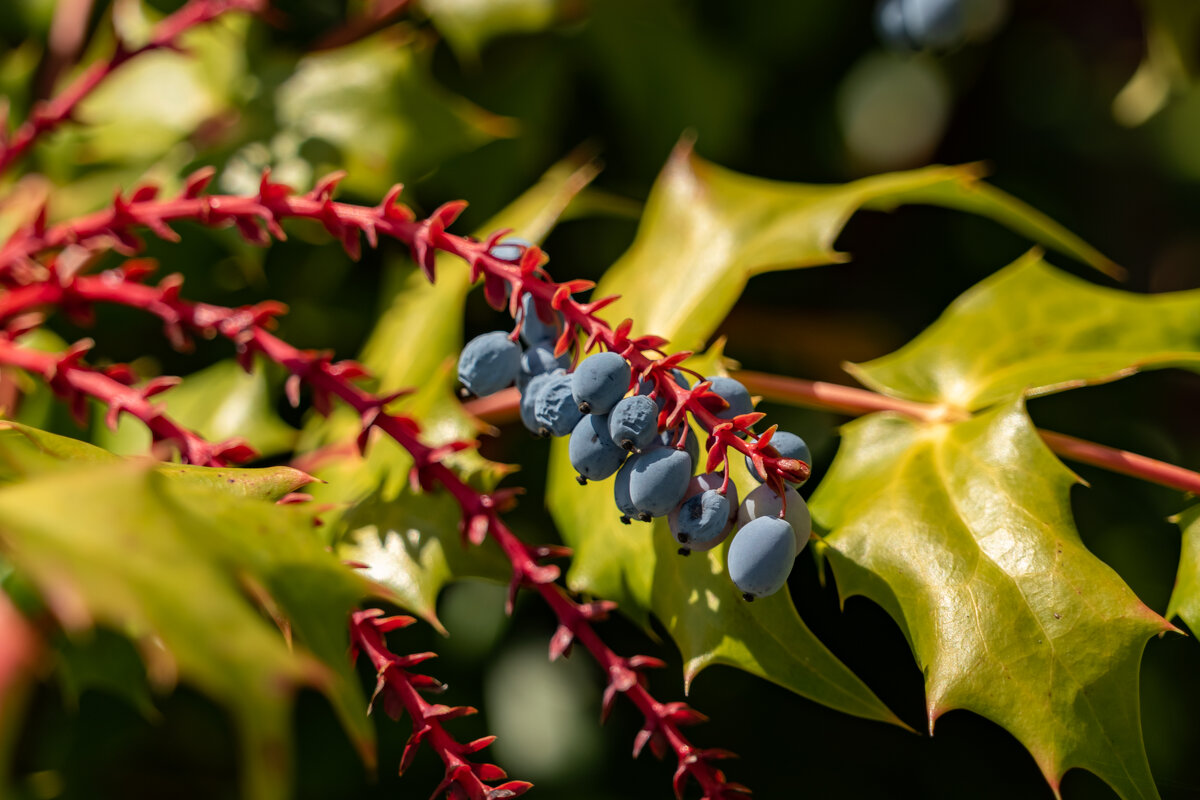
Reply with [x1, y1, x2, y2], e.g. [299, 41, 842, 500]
[459, 324, 813, 600]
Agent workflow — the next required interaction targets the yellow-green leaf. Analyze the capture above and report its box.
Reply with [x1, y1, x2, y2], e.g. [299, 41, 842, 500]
[1113, 0, 1200, 125]
[810, 399, 1170, 799]
[1166, 506, 1200, 634]
[0, 464, 385, 800]
[848, 252, 1200, 411]
[594, 139, 1118, 355]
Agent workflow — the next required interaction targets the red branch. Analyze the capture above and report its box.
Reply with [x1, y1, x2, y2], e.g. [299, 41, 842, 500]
[0, 0, 264, 175]
[0, 169, 806, 496]
[0, 331, 253, 466]
[349, 610, 531, 800]
[0, 243, 750, 798]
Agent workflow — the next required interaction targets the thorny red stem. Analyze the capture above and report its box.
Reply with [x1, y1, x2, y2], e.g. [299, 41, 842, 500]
[349, 610, 531, 800]
[0, 259, 749, 797]
[0, 0, 263, 175]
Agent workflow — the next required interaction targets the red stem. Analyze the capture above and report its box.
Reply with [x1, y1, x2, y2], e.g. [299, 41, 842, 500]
[734, 370, 1200, 496]
[0, 0, 263, 175]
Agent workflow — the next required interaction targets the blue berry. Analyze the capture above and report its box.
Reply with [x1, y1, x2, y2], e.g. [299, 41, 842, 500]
[534, 372, 584, 437]
[568, 413, 627, 483]
[521, 341, 570, 379]
[668, 473, 738, 553]
[520, 294, 559, 346]
[458, 331, 521, 397]
[902, 0, 963, 49]
[520, 370, 560, 435]
[608, 395, 660, 452]
[489, 236, 532, 262]
[572, 352, 631, 415]
[727, 516, 797, 600]
[745, 431, 812, 487]
[613, 460, 640, 523]
[705, 376, 754, 421]
[737, 484, 812, 553]
[659, 424, 700, 470]
[626, 447, 692, 520]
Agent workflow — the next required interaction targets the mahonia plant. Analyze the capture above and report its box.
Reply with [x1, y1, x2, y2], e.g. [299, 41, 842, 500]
[2, 1, 1200, 799]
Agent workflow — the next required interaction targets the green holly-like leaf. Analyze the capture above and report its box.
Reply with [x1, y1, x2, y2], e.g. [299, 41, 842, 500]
[1166, 506, 1200, 634]
[273, 30, 515, 198]
[94, 359, 298, 460]
[423, 0, 562, 63]
[594, 138, 1118, 355]
[0, 463, 385, 800]
[0, 420, 311, 500]
[847, 251, 1200, 411]
[300, 153, 601, 623]
[809, 399, 1170, 799]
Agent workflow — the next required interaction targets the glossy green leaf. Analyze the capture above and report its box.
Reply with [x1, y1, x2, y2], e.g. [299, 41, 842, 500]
[273, 31, 515, 197]
[594, 139, 1118, 354]
[94, 359, 298, 460]
[548, 345, 903, 725]
[810, 399, 1170, 799]
[300, 154, 600, 622]
[1166, 506, 1200, 634]
[0, 420, 311, 500]
[848, 252, 1200, 411]
[0, 464, 383, 800]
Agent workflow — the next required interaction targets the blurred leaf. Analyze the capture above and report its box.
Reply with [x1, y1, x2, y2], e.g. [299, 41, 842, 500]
[274, 30, 515, 197]
[300, 153, 600, 622]
[848, 251, 1200, 410]
[0, 463, 383, 800]
[423, 0, 561, 63]
[595, 139, 1119, 354]
[0, 588, 41, 800]
[0, 420, 311, 500]
[549, 346, 902, 726]
[1167, 506, 1200, 634]
[94, 359, 298, 460]
[810, 399, 1169, 799]
[1113, 0, 1200, 125]
[53, 628, 157, 719]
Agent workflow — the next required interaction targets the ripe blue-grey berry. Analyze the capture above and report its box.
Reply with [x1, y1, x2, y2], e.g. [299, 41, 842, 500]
[534, 372, 584, 437]
[727, 516, 797, 600]
[659, 424, 700, 470]
[520, 294, 559, 346]
[568, 413, 627, 483]
[668, 473, 738, 553]
[572, 351, 631, 414]
[489, 236, 532, 262]
[608, 395, 660, 452]
[745, 431, 812, 487]
[458, 331, 521, 397]
[521, 341, 570, 380]
[705, 375, 754, 423]
[737, 484, 812, 553]
[520, 370, 560, 435]
[626, 447, 692, 520]
[902, 0, 963, 49]
[613, 459, 640, 523]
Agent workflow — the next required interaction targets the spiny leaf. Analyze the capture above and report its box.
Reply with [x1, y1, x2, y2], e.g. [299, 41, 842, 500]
[300, 153, 602, 622]
[847, 252, 1200, 411]
[1166, 506, 1200, 634]
[810, 399, 1170, 800]
[1112, 0, 1200, 125]
[0, 464, 386, 800]
[548, 345, 903, 727]
[0, 420, 310, 501]
[593, 138, 1118, 355]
